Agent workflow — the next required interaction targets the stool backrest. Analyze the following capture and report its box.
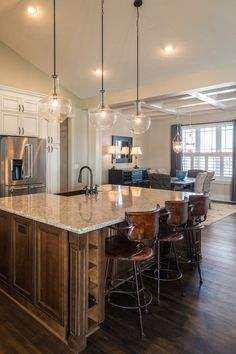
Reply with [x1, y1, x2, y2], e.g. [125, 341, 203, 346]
[189, 194, 209, 221]
[125, 206, 160, 242]
[165, 198, 189, 227]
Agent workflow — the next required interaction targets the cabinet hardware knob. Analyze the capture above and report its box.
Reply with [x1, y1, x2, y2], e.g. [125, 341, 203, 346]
[22, 127, 24, 135]
[19, 104, 21, 112]
[51, 146, 53, 153]
[51, 137, 53, 143]
[48, 146, 50, 153]
[19, 127, 21, 135]
[22, 105, 24, 112]
[48, 136, 50, 143]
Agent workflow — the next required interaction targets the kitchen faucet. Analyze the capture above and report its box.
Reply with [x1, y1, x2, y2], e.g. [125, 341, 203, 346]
[78, 166, 98, 194]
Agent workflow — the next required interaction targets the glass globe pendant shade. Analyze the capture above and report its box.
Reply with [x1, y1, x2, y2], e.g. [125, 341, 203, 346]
[172, 132, 183, 154]
[127, 112, 151, 134]
[127, 101, 151, 134]
[89, 98, 118, 130]
[39, 76, 72, 123]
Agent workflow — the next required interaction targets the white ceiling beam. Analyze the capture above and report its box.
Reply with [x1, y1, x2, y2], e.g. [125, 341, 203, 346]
[142, 103, 177, 115]
[189, 92, 227, 110]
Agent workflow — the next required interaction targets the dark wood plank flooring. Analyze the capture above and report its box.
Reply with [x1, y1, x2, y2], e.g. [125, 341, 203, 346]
[1, 214, 236, 354]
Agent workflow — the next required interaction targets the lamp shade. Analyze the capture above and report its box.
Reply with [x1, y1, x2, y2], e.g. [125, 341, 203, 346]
[121, 146, 130, 155]
[131, 146, 142, 156]
[108, 145, 121, 155]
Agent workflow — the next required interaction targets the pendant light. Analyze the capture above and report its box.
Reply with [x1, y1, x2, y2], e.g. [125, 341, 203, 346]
[127, 0, 151, 135]
[89, 0, 118, 130]
[172, 123, 183, 154]
[39, 0, 72, 123]
[185, 112, 195, 152]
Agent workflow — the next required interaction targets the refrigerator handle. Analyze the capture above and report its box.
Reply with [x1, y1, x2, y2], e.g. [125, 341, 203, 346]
[30, 144, 33, 178]
[23, 144, 31, 178]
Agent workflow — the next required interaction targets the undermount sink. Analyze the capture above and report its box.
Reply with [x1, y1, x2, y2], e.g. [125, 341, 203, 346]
[55, 190, 86, 197]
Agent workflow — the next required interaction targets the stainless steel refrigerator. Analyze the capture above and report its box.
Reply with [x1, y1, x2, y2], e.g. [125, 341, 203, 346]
[0, 136, 46, 197]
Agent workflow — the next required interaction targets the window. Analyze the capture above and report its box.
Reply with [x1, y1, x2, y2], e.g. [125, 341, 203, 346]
[182, 122, 233, 179]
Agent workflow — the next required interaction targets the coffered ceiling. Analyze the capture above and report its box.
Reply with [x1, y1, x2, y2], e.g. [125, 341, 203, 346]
[111, 82, 236, 119]
[0, 0, 236, 102]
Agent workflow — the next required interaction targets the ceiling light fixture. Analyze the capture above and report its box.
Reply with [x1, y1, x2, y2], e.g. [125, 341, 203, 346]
[39, 0, 72, 123]
[164, 44, 174, 52]
[172, 112, 183, 154]
[27, 6, 38, 16]
[185, 112, 195, 153]
[89, 0, 119, 130]
[95, 68, 102, 76]
[127, 0, 151, 135]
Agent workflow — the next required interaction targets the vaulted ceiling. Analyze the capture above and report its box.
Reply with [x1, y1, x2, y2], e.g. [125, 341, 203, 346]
[0, 0, 236, 101]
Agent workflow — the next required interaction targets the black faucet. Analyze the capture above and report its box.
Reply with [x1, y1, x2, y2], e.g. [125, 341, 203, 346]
[78, 166, 97, 195]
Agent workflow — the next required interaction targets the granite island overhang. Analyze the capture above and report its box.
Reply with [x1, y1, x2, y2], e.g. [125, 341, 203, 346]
[0, 185, 187, 353]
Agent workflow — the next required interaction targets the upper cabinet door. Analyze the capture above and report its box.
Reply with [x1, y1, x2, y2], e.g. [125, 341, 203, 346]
[21, 114, 38, 137]
[39, 120, 60, 145]
[0, 92, 40, 137]
[22, 99, 38, 115]
[48, 122, 60, 145]
[2, 96, 20, 113]
[1, 111, 20, 136]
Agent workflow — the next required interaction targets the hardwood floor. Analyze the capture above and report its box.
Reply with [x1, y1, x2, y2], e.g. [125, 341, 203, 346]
[0, 214, 236, 354]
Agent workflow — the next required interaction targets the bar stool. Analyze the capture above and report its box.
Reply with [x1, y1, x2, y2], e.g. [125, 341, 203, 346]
[157, 198, 189, 299]
[105, 207, 160, 337]
[185, 194, 209, 285]
[143, 199, 188, 303]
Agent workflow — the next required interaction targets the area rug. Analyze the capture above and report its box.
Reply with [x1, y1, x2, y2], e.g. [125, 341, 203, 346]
[204, 201, 236, 225]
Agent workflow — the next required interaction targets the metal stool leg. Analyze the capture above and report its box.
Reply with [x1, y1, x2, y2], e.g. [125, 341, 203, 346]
[195, 230, 203, 286]
[138, 263, 148, 313]
[157, 240, 160, 304]
[172, 242, 184, 297]
[134, 261, 144, 337]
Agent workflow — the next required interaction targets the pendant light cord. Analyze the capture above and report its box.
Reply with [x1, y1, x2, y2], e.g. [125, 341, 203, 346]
[53, 0, 57, 95]
[136, 6, 140, 107]
[101, 0, 105, 108]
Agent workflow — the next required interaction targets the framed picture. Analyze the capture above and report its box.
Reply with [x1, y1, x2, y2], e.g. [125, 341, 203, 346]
[112, 135, 133, 163]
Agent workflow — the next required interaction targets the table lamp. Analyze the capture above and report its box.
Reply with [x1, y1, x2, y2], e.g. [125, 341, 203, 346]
[108, 145, 120, 169]
[131, 146, 142, 169]
[121, 146, 130, 157]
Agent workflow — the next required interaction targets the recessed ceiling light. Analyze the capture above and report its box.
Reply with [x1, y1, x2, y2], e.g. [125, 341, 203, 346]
[163, 44, 175, 53]
[27, 6, 38, 16]
[95, 68, 102, 76]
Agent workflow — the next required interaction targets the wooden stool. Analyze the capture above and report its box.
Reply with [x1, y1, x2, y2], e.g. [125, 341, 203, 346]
[105, 207, 160, 337]
[185, 194, 209, 285]
[143, 199, 188, 302]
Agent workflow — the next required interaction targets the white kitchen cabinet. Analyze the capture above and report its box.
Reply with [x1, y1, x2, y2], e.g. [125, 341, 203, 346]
[1, 112, 20, 135]
[39, 120, 60, 145]
[46, 144, 60, 194]
[0, 94, 39, 137]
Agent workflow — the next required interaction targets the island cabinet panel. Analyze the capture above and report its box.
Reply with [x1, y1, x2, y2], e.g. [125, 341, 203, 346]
[35, 223, 68, 326]
[0, 211, 11, 285]
[12, 215, 35, 302]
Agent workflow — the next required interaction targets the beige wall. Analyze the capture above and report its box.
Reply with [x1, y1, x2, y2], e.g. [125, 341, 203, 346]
[0, 41, 80, 104]
[0, 41, 88, 189]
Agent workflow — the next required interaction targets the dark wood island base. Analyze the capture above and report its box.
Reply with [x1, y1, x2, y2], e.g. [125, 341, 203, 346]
[0, 210, 106, 353]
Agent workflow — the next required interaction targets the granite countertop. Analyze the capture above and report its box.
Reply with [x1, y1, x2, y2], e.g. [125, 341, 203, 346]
[0, 185, 188, 234]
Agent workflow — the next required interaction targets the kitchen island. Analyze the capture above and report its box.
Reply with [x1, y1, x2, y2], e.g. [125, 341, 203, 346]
[0, 185, 187, 353]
